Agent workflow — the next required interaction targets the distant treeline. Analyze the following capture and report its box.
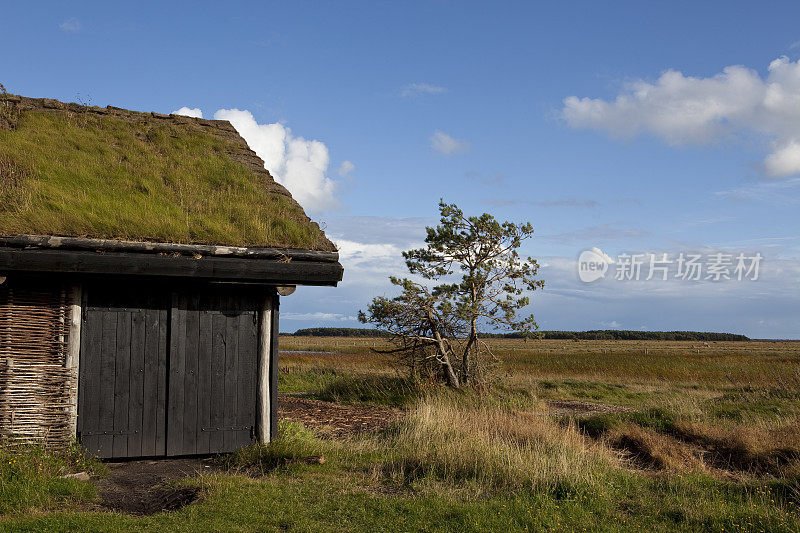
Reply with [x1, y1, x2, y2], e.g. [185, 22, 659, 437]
[291, 328, 392, 337]
[289, 328, 749, 341]
[482, 330, 750, 341]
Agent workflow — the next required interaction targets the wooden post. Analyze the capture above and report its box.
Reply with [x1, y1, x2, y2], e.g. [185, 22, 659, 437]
[269, 292, 280, 441]
[65, 283, 82, 440]
[256, 292, 273, 443]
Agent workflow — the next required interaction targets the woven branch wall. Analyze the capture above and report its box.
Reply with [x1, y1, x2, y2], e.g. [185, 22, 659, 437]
[0, 279, 74, 446]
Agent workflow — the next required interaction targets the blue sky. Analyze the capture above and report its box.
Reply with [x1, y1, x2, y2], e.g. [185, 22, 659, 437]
[2, 1, 799, 338]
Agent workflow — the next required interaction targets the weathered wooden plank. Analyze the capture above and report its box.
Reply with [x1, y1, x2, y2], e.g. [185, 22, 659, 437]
[155, 307, 168, 455]
[209, 292, 226, 453]
[78, 291, 101, 455]
[237, 304, 257, 448]
[127, 308, 145, 457]
[197, 295, 213, 454]
[182, 293, 200, 455]
[269, 292, 280, 441]
[65, 284, 82, 440]
[141, 304, 160, 456]
[167, 293, 186, 455]
[112, 311, 131, 458]
[0, 248, 343, 286]
[0, 235, 341, 263]
[223, 295, 239, 451]
[256, 294, 272, 443]
[98, 309, 117, 457]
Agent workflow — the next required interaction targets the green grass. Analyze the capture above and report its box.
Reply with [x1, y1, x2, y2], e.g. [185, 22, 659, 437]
[577, 407, 679, 438]
[1, 439, 798, 532]
[0, 441, 103, 514]
[314, 374, 423, 407]
[0, 104, 330, 249]
[221, 421, 333, 474]
[279, 367, 424, 407]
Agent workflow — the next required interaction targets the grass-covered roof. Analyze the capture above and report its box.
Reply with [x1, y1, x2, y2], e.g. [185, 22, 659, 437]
[0, 94, 335, 251]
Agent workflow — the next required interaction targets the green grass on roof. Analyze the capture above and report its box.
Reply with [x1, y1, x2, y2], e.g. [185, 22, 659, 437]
[0, 108, 332, 250]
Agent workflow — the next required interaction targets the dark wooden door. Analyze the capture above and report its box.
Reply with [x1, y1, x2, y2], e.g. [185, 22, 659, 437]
[78, 283, 259, 458]
[78, 286, 168, 458]
[167, 288, 259, 456]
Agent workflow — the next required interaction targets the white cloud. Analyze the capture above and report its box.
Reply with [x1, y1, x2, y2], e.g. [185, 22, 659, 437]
[587, 246, 614, 264]
[337, 160, 355, 177]
[59, 18, 81, 33]
[599, 320, 622, 328]
[764, 140, 800, 176]
[562, 56, 800, 177]
[400, 82, 448, 98]
[430, 130, 469, 155]
[334, 239, 407, 286]
[172, 107, 203, 118]
[213, 108, 338, 211]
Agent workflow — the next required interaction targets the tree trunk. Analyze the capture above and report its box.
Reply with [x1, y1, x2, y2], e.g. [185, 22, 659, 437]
[462, 320, 477, 385]
[460, 281, 478, 385]
[430, 319, 460, 388]
[440, 355, 460, 388]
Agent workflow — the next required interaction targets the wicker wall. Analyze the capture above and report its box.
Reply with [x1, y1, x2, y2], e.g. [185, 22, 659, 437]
[0, 278, 74, 446]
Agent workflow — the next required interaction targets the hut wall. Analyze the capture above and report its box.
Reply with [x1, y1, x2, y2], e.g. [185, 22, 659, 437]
[0, 277, 75, 446]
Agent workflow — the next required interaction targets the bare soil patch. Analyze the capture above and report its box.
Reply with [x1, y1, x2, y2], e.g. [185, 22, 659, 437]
[92, 458, 216, 515]
[278, 395, 401, 439]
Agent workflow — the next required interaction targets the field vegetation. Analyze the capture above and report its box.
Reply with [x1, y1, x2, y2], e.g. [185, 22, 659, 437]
[1, 337, 799, 531]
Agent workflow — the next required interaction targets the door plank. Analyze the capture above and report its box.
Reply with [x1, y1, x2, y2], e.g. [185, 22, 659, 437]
[155, 307, 168, 455]
[98, 309, 117, 457]
[167, 293, 186, 455]
[209, 295, 226, 453]
[78, 295, 101, 455]
[183, 293, 200, 455]
[197, 296, 213, 454]
[128, 309, 145, 457]
[141, 304, 160, 456]
[112, 311, 131, 458]
[223, 295, 240, 451]
[237, 305, 257, 448]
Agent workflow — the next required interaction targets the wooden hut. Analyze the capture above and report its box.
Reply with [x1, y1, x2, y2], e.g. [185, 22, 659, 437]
[0, 95, 343, 458]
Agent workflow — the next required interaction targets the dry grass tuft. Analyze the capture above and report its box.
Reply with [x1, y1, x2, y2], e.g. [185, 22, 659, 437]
[0, 155, 34, 210]
[0, 155, 32, 189]
[675, 419, 800, 476]
[605, 423, 704, 473]
[375, 395, 613, 493]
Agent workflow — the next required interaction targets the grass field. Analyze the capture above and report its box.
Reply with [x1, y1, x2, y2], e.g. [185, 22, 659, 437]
[1, 337, 799, 532]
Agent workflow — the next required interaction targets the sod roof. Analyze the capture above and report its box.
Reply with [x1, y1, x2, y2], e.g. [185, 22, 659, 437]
[0, 94, 335, 252]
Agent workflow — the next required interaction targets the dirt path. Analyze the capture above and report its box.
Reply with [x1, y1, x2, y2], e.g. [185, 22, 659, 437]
[93, 458, 215, 515]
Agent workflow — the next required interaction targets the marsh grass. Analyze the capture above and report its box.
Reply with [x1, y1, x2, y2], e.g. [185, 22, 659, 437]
[673, 420, 800, 477]
[374, 395, 614, 494]
[315, 374, 424, 407]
